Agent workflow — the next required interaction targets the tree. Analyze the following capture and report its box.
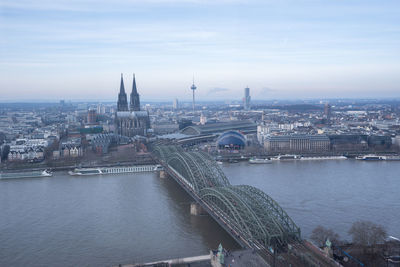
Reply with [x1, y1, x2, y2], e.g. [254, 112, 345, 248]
[0, 132, 6, 143]
[310, 225, 340, 247]
[44, 139, 59, 160]
[348, 220, 387, 246]
[1, 144, 10, 161]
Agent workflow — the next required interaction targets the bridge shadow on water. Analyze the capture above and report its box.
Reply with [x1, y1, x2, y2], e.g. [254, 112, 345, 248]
[157, 175, 241, 251]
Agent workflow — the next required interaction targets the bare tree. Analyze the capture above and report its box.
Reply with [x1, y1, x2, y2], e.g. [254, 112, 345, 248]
[348, 220, 387, 246]
[310, 225, 340, 247]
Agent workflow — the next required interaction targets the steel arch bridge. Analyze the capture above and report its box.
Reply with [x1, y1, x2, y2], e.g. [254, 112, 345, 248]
[151, 145, 301, 248]
[200, 185, 300, 247]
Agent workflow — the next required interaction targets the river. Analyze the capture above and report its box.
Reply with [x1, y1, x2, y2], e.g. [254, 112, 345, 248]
[0, 159, 399, 266]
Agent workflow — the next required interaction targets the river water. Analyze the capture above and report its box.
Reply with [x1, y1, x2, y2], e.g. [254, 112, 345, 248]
[0, 160, 399, 266]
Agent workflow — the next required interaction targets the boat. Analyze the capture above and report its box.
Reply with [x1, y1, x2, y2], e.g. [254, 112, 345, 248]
[216, 161, 223, 165]
[249, 158, 272, 164]
[0, 170, 52, 180]
[68, 168, 103, 176]
[356, 155, 384, 161]
[153, 164, 164, 171]
[272, 154, 301, 160]
[300, 156, 347, 161]
[68, 165, 163, 176]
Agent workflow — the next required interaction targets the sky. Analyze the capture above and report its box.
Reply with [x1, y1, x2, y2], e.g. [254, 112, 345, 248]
[0, 0, 399, 102]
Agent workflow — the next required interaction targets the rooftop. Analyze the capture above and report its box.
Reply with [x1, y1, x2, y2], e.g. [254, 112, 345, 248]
[181, 120, 256, 135]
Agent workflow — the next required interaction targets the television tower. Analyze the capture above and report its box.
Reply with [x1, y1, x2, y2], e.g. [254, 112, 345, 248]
[190, 75, 197, 113]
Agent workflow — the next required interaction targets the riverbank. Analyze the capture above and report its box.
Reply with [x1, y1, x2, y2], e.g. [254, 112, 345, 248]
[0, 153, 156, 172]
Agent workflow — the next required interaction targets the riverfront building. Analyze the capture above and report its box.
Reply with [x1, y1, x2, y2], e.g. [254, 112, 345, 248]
[328, 134, 368, 152]
[91, 133, 130, 154]
[115, 74, 150, 137]
[264, 134, 393, 153]
[264, 134, 330, 153]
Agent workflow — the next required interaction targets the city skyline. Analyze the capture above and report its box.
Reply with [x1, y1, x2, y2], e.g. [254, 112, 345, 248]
[1, 0, 400, 101]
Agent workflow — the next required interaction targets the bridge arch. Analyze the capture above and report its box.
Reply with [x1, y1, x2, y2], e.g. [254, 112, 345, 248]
[200, 185, 301, 247]
[167, 152, 206, 192]
[153, 145, 183, 162]
[200, 186, 269, 245]
[152, 144, 301, 248]
[186, 152, 230, 187]
[234, 185, 301, 242]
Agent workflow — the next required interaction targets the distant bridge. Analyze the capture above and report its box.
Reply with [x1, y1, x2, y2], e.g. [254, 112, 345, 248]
[151, 144, 338, 266]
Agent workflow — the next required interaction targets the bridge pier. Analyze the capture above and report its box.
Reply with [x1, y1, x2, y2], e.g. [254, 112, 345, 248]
[190, 202, 207, 216]
[159, 170, 168, 179]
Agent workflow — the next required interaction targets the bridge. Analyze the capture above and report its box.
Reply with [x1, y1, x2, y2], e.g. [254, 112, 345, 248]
[151, 144, 338, 266]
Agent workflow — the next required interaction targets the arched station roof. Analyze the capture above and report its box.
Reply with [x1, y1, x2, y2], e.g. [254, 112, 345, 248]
[181, 120, 256, 136]
[217, 130, 246, 147]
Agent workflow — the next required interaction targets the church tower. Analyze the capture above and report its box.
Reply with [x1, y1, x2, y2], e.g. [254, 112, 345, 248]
[130, 73, 140, 111]
[115, 73, 150, 137]
[117, 73, 129, 111]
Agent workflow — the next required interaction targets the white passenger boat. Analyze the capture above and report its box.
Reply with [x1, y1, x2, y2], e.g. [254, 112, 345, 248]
[356, 155, 385, 161]
[68, 168, 103, 176]
[300, 156, 347, 161]
[0, 170, 52, 179]
[249, 158, 272, 164]
[68, 165, 163, 176]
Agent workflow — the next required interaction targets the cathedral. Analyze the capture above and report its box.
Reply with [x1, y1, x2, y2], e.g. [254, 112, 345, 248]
[115, 74, 150, 137]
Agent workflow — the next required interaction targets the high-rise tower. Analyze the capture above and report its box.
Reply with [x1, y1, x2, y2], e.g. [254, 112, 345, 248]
[130, 73, 140, 111]
[117, 73, 129, 111]
[324, 102, 331, 120]
[173, 98, 179, 110]
[190, 76, 197, 113]
[243, 87, 251, 110]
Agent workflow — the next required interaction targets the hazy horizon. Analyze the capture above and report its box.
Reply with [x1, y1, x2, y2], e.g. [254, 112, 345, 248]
[1, 0, 400, 101]
[1, 96, 400, 105]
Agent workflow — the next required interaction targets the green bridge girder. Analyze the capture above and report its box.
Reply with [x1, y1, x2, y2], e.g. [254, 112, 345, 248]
[200, 185, 301, 247]
[151, 144, 301, 248]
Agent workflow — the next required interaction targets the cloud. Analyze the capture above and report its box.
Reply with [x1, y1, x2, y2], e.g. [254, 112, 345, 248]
[207, 87, 230, 95]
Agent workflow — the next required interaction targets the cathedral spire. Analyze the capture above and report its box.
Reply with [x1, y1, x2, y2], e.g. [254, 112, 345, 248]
[120, 73, 126, 93]
[130, 73, 140, 111]
[117, 73, 128, 111]
[132, 73, 137, 94]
